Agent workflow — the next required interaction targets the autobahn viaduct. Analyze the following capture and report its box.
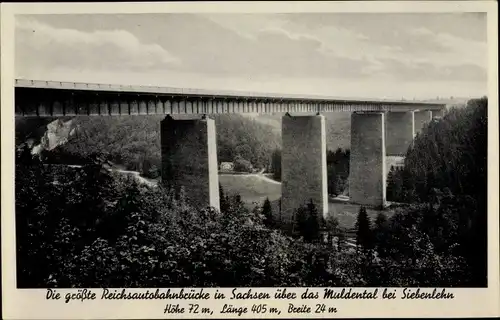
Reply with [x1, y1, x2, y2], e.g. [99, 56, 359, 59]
[14, 79, 446, 225]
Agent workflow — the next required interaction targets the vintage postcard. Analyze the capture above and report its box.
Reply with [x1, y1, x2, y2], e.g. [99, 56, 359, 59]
[1, 1, 499, 319]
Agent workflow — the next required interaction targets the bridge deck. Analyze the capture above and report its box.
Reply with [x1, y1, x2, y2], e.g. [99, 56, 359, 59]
[14, 79, 446, 117]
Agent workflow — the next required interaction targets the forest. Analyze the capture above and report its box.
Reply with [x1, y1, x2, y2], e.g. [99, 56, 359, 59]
[17, 113, 350, 187]
[16, 154, 468, 287]
[15, 97, 487, 287]
[16, 114, 280, 177]
[386, 97, 487, 285]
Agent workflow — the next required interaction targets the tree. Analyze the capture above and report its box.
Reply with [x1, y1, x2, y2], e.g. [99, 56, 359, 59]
[387, 166, 405, 202]
[219, 183, 230, 213]
[326, 148, 350, 195]
[373, 212, 390, 257]
[271, 149, 281, 181]
[16, 139, 477, 288]
[233, 156, 253, 173]
[219, 183, 224, 200]
[296, 199, 321, 243]
[235, 144, 253, 161]
[18, 113, 281, 179]
[295, 205, 308, 237]
[336, 228, 347, 252]
[399, 97, 488, 286]
[262, 198, 274, 228]
[215, 114, 280, 168]
[355, 206, 373, 251]
[234, 194, 244, 208]
[278, 198, 282, 222]
[324, 216, 340, 249]
[17, 163, 472, 288]
[335, 176, 346, 195]
[386, 167, 396, 201]
[144, 163, 160, 179]
[374, 212, 388, 230]
[327, 164, 338, 195]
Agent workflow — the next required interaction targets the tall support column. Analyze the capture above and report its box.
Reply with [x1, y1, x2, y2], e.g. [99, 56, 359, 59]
[350, 112, 386, 207]
[414, 110, 433, 135]
[385, 111, 415, 156]
[161, 115, 220, 210]
[281, 114, 328, 228]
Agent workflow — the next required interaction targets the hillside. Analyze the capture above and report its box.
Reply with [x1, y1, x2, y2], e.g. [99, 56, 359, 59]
[15, 114, 281, 175]
[247, 97, 479, 150]
[214, 114, 280, 167]
[248, 112, 352, 150]
[387, 97, 488, 286]
[15, 97, 476, 159]
[15, 98, 487, 288]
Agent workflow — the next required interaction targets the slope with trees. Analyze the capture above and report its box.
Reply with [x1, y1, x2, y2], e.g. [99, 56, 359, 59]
[16, 147, 476, 287]
[384, 97, 488, 286]
[16, 114, 281, 177]
[15, 98, 487, 287]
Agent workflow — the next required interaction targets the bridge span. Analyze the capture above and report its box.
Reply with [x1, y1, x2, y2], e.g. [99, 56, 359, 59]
[15, 79, 445, 116]
[15, 79, 447, 227]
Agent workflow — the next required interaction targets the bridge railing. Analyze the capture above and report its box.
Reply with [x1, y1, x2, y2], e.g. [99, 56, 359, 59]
[14, 79, 447, 117]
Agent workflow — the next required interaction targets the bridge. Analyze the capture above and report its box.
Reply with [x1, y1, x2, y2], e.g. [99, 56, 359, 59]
[15, 79, 447, 226]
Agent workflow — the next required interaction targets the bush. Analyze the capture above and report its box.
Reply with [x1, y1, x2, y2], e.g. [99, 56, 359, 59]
[233, 156, 253, 173]
[15, 153, 479, 287]
[15, 159, 331, 287]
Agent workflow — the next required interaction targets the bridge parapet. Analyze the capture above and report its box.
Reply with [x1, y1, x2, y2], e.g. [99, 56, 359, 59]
[14, 79, 446, 117]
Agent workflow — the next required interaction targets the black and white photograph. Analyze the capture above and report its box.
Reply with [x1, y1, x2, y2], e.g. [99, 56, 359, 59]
[8, 6, 492, 292]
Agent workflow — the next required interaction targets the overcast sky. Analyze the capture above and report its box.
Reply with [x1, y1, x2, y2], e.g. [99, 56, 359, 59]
[15, 13, 487, 100]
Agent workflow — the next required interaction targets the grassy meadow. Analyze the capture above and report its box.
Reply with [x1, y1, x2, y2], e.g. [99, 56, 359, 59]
[218, 173, 395, 231]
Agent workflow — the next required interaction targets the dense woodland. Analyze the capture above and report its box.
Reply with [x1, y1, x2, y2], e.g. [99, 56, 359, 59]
[387, 97, 487, 204]
[15, 97, 487, 287]
[18, 113, 349, 186]
[385, 97, 488, 285]
[16, 153, 468, 287]
[214, 115, 280, 169]
[16, 114, 280, 176]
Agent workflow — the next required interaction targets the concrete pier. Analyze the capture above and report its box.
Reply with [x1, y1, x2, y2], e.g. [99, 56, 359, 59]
[350, 112, 386, 207]
[160, 115, 220, 210]
[281, 114, 328, 227]
[414, 110, 433, 135]
[385, 111, 415, 156]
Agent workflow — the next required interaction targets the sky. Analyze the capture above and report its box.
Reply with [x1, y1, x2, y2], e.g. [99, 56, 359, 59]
[15, 13, 487, 100]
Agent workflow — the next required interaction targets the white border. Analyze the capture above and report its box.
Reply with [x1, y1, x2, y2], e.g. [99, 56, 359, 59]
[2, 2, 499, 319]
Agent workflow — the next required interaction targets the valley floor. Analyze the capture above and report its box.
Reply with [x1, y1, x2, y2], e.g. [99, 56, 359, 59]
[218, 172, 396, 231]
[72, 165, 396, 232]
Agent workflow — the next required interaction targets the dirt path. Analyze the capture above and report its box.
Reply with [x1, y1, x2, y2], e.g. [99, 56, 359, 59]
[254, 173, 281, 185]
[113, 169, 158, 187]
[220, 171, 281, 185]
[67, 165, 158, 187]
